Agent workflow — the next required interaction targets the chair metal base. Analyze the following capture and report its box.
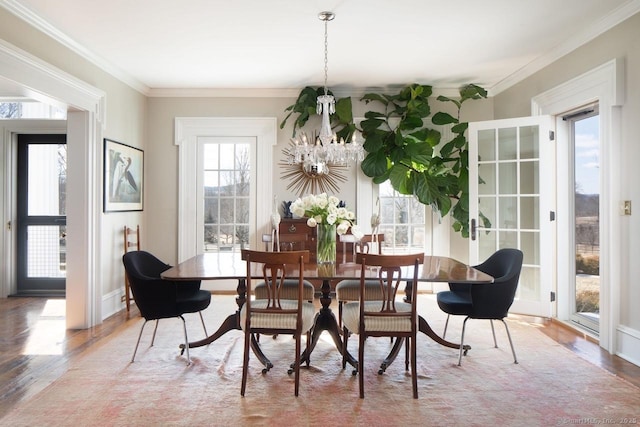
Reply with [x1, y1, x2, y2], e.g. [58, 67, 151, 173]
[131, 311, 208, 365]
[458, 317, 518, 366]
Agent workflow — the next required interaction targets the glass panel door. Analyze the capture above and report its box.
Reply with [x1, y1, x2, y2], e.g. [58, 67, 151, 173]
[469, 116, 554, 317]
[570, 109, 600, 332]
[16, 134, 67, 296]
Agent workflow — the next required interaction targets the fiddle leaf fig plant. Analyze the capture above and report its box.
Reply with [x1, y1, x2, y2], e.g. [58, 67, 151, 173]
[359, 83, 487, 237]
[280, 86, 356, 142]
[280, 82, 488, 238]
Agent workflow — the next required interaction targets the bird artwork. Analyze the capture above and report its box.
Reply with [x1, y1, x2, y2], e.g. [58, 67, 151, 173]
[371, 197, 381, 245]
[271, 194, 281, 252]
[110, 152, 138, 201]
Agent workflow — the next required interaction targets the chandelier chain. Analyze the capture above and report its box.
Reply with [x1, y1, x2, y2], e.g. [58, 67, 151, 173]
[323, 18, 329, 96]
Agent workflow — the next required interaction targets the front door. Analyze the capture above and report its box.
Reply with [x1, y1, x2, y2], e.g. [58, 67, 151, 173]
[16, 134, 67, 296]
[468, 116, 554, 317]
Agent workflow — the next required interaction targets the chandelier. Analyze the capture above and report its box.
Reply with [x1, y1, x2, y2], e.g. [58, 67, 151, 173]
[288, 11, 365, 172]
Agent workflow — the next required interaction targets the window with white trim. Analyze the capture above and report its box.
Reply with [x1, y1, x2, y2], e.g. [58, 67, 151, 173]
[378, 180, 425, 253]
[198, 137, 252, 253]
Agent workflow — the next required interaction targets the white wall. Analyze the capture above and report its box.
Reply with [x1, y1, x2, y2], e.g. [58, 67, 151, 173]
[0, 7, 147, 320]
[493, 12, 640, 364]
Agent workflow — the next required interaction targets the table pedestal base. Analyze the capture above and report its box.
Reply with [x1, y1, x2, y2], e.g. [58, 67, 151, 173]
[179, 277, 472, 372]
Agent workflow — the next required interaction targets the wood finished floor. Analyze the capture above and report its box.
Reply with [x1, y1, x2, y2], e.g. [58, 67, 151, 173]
[1, 296, 639, 418]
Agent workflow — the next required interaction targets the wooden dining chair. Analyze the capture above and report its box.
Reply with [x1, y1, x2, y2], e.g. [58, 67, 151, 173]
[342, 252, 424, 399]
[240, 249, 314, 397]
[123, 225, 140, 312]
[254, 233, 315, 301]
[335, 233, 384, 328]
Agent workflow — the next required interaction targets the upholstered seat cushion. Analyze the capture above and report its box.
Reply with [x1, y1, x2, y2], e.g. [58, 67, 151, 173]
[254, 279, 315, 301]
[176, 289, 212, 315]
[436, 290, 473, 316]
[342, 301, 414, 333]
[240, 299, 315, 333]
[335, 279, 384, 302]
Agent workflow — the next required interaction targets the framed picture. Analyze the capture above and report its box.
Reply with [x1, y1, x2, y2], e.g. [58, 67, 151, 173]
[103, 138, 143, 212]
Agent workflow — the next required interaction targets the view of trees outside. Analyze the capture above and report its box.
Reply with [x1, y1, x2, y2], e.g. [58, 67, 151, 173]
[378, 180, 425, 253]
[0, 102, 21, 118]
[1, 101, 66, 119]
[574, 114, 600, 316]
[26, 142, 66, 276]
[203, 143, 250, 252]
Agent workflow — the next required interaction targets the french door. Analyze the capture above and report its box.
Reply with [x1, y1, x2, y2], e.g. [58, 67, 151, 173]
[16, 134, 67, 296]
[468, 116, 554, 317]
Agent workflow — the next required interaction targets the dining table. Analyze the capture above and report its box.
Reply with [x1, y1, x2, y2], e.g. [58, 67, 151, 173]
[161, 252, 494, 371]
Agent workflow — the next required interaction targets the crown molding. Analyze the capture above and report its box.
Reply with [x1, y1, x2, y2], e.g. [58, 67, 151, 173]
[490, 0, 640, 96]
[147, 87, 302, 98]
[4, 0, 638, 99]
[0, 0, 150, 95]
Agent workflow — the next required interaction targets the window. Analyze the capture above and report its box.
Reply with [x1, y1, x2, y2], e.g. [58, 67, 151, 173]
[175, 117, 275, 262]
[0, 101, 66, 119]
[200, 138, 251, 253]
[378, 180, 425, 253]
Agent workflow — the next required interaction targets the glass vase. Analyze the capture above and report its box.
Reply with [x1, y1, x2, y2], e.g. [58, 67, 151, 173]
[316, 223, 336, 265]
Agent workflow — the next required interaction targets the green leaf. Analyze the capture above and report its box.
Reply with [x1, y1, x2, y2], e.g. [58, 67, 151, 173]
[460, 84, 488, 102]
[400, 115, 424, 130]
[364, 111, 386, 119]
[362, 130, 385, 152]
[335, 97, 353, 123]
[389, 163, 411, 194]
[361, 93, 389, 105]
[439, 140, 456, 158]
[436, 95, 461, 109]
[361, 151, 389, 177]
[432, 111, 459, 125]
[452, 134, 467, 149]
[451, 122, 468, 134]
[405, 141, 433, 164]
[361, 118, 385, 133]
[372, 169, 391, 184]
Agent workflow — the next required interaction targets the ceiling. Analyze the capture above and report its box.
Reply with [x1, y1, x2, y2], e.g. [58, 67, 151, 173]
[2, 0, 640, 96]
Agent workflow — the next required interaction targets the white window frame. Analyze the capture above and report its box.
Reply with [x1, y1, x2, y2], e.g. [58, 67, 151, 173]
[531, 58, 624, 354]
[197, 137, 255, 254]
[174, 117, 276, 262]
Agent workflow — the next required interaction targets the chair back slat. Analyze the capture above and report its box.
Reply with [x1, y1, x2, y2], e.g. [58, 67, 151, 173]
[241, 249, 309, 316]
[355, 252, 424, 326]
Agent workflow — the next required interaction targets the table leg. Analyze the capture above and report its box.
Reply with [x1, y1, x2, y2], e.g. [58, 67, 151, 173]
[250, 333, 273, 372]
[297, 279, 357, 369]
[179, 278, 246, 352]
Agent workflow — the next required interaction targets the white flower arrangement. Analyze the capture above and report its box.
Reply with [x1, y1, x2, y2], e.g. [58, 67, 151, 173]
[289, 193, 363, 238]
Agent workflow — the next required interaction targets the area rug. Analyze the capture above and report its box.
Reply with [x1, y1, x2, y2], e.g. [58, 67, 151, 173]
[2, 295, 639, 427]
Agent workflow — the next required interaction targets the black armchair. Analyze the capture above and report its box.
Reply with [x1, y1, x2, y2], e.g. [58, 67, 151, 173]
[436, 248, 523, 365]
[122, 250, 211, 365]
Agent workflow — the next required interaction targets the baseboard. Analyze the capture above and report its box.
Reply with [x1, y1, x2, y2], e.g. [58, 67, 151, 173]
[616, 325, 640, 367]
[102, 288, 125, 320]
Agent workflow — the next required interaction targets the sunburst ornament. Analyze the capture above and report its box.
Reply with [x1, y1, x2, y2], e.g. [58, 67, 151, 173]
[279, 143, 347, 197]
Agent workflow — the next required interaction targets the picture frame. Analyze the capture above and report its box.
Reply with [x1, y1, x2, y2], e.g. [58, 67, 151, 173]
[103, 138, 143, 212]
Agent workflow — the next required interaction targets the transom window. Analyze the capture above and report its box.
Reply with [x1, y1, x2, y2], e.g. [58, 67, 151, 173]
[0, 101, 66, 119]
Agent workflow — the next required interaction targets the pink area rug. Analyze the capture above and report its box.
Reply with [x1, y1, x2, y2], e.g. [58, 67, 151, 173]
[2, 295, 639, 427]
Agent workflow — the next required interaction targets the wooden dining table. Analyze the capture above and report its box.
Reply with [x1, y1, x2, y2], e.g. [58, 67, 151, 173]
[161, 252, 493, 371]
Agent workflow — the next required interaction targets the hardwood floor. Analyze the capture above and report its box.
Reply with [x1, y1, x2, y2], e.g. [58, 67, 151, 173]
[1, 296, 639, 418]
